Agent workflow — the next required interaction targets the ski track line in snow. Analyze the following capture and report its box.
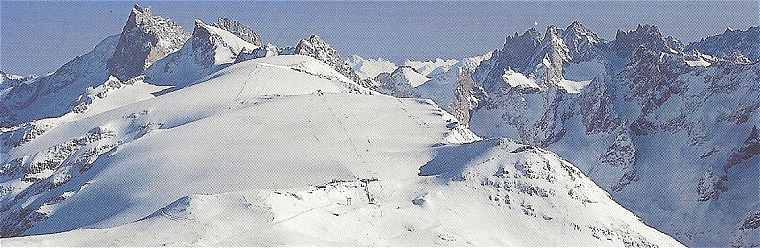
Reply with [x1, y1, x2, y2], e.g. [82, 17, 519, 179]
[395, 98, 431, 129]
[271, 203, 335, 226]
[319, 95, 375, 178]
[233, 64, 262, 105]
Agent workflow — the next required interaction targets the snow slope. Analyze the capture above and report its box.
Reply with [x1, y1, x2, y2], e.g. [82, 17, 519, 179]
[0, 35, 120, 126]
[1, 54, 679, 247]
[4, 139, 682, 247]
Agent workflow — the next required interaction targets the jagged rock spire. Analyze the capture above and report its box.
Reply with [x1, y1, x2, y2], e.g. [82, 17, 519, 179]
[108, 4, 190, 80]
[451, 70, 479, 127]
[501, 27, 544, 72]
[212, 17, 262, 46]
[609, 24, 682, 59]
[531, 25, 571, 84]
[562, 20, 602, 62]
[686, 26, 759, 63]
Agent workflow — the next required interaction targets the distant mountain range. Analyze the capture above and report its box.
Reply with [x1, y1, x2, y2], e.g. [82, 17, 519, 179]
[0, 4, 758, 247]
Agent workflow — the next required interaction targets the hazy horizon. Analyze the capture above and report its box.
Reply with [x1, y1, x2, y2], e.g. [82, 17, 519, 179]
[1, 1, 758, 75]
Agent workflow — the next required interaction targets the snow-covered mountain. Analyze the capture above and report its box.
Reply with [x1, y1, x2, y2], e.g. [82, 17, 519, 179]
[0, 34, 121, 127]
[0, 48, 679, 246]
[108, 4, 189, 81]
[372, 66, 427, 97]
[294, 35, 374, 89]
[145, 19, 259, 88]
[442, 21, 760, 247]
[686, 26, 760, 63]
[346, 55, 397, 80]
[404, 58, 459, 78]
[0, 72, 35, 99]
[3, 4, 756, 247]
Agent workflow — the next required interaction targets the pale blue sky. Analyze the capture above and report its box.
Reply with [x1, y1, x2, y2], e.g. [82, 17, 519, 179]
[1, 1, 758, 75]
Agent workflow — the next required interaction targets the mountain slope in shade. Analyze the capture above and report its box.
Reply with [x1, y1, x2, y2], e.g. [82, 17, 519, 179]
[0, 35, 121, 127]
[373, 66, 427, 98]
[0, 72, 35, 99]
[686, 26, 760, 63]
[212, 17, 263, 47]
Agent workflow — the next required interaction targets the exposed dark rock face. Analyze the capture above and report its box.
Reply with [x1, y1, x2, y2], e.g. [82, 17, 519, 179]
[108, 4, 189, 81]
[235, 44, 279, 63]
[607, 24, 682, 63]
[450, 71, 480, 127]
[562, 21, 604, 63]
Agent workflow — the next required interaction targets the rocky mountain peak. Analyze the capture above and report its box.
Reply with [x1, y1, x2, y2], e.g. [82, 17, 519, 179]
[108, 4, 189, 80]
[295, 34, 372, 88]
[496, 27, 544, 73]
[563, 20, 602, 62]
[372, 65, 423, 98]
[143, 18, 258, 87]
[686, 26, 759, 62]
[131, 4, 149, 15]
[610, 24, 671, 58]
[186, 18, 256, 61]
[189, 19, 218, 59]
[530, 25, 571, 84]
[566, 20, 586, 33]
[212, 17, 262, 46]
[0, 70, 23, 81]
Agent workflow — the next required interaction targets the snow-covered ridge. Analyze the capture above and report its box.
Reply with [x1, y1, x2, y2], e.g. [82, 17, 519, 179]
[459, 21, 760, 247]
[144, 19, 259, 88]
[3, 134, 681, 247]
[0, 34, 121, 127]
[404, 58, 459, 78]
[2, 4, 755, 246]
[686, 26, 759, 63]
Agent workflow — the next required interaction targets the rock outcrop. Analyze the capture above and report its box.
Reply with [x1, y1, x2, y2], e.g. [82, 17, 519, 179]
[108, 4, 189, 81]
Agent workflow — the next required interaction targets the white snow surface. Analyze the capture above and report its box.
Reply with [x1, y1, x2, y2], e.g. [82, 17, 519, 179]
[5, 137, 681, 246]
[1, 55, 680, 247]
[396, 66, 430, 87]
[502, 69, 542, 91]
[415, 52, 493, 112]
[404, 58, 459, 78]
[346, 55, 398, 80]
